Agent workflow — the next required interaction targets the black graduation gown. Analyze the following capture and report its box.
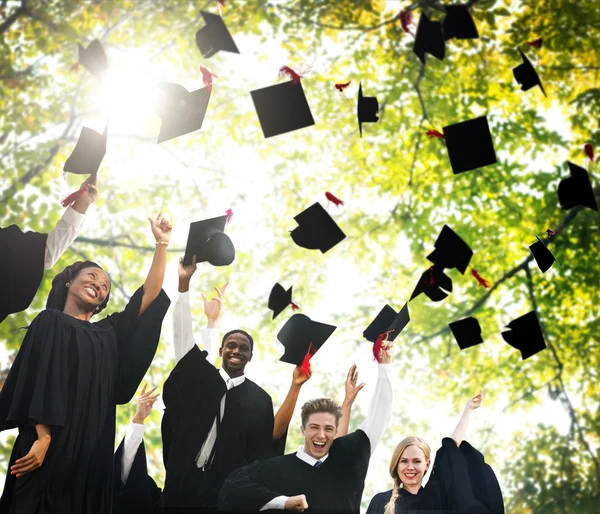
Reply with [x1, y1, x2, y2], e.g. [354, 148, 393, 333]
[365, 438, 504, 514]
[0, 225, 47, 323]
[162, 345, 276, 512]
[0, 286, 170, 514]
[218, 429, 371, 514]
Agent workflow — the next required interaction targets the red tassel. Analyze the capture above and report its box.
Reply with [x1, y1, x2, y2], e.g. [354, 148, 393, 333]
[279, 66, 305, 85]
[300, 342, 315, 376]
[200, 66, 218, 89]
[325, 192, 344, 206]
[471, 269, 490, 289]
[546, 228, 556, 237]
[584, 143, 594, 163]
[291, 301, 299, 311]
[373, 330, 394, 363]
[525, 37, 543, 49]
[399, 10, 415, 35]
[423, 266, 436, 286]
[335, 80, 352, 92]
[426, 129, 446, 140]
[225, 208, 233, 224]
[61, 185, 88, 208]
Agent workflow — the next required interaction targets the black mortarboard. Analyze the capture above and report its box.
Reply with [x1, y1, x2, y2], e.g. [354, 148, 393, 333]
[443, 5, 479, 40]
[195, 11, 240, 58]
[449, 317, 484, 350]
[410, 266, 453, 302]
[277, 313, 336, 366]
[558, 161, 598, 212]
[290, 202, 346, 253]
[0, 225, 47, 323]
[443, 116, 497, 174]
[250, 80, 315, 139]
[512, 48, 546, 97]
[413, 12, 445, 63]
[63, 123, 108, 176]
[78, 39, 108, 80]
[426, 224, 473, 273]
[183, 215, 235, 267]
[357, 82, 379, 138]
[363, 303, 410, 343]
[501, 311, 546, 359]
[268, 283, 294, 320]
[156, 82, 211, 143]
[529, 235, 556, 273]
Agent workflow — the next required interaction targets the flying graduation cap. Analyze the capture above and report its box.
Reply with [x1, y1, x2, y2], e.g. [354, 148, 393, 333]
[449, 317, 484, 350]
[426, 224, 473, 274]
[63, 123, 108, 177]
[357, 83, 379, 137]
[529, 235, 556, 273]
[183, 215, 235, 267]
[413, 12, 445, 63]
[442, 4, 479, 40]
[443, 116, 497, 174]
[290, 202, 346, 253]
[410, 265, 453, 302]
[558, 161, 598, 211]
[195, 11, 240, 58]
[363, 303, 410, 343]
[513, 48, 546, 97]
[277, 313, 336, 366]
[156, 82, 211, 143]
[77, 39, 108, 80]
[501, 311, 547, 359]
[268, 283, 297, 320]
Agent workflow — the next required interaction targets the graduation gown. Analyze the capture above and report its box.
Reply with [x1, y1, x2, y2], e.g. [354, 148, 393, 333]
[0, 225, 47, 323]
[162, 345, 276, 511]
[218, 429, 371, 514]
[365, 438, 504, 514]
[0, 286, 170, 514]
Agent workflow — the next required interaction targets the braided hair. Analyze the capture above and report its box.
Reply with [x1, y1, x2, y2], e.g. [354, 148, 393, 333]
[46, 260, 111, 314]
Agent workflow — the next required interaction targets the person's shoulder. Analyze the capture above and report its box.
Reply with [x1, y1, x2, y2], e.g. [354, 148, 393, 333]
[242, 379, 272, 401]
[332, 429, 370, 451]
[371, 489, 393, 502]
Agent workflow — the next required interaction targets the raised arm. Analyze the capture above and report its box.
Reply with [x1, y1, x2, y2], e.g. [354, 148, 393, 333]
[335, 364, 366, 439]
[273, 365, 312, 441]
[451, 390, 482, 447]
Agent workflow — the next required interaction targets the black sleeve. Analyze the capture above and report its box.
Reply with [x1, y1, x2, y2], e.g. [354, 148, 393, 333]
[331, 429, 371, 459]
[246, 391, 276, 463]
[0, 310, 69, 429]
[366, 491, 391, 514]
[101, 286, 171, 404]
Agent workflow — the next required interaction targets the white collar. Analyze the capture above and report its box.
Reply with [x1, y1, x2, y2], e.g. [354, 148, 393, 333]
[219, 367, 245, 388]
[296, 445, 329, 466]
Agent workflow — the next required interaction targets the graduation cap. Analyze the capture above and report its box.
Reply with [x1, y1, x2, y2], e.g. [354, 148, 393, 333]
[426, 224, 473, 274]
[183, 215, 235, 267]
[443, 116, 497, 174]
[63, 123, 108, 176]
[250, 80, 315, 139]
[413, 12, 445, 63]
[558, 161, 598, 211]
[501, 311, 546, 359]
[443, 4, 479, 40]
[357, 82, 379, 138]
[449, 317, 483, 350]
[410, 266, 453, 302]
[512, 48, 546, 97]
[195, 11, 240, 58]
[363, 303, 410, 343]
[77, 39, 108, 79]
[277, 313, 336, 366]
[290, 202, 346, 253]
[268, 283, 296, 320]
[156, 82, 211, 143]
[529, 235, 556, 273]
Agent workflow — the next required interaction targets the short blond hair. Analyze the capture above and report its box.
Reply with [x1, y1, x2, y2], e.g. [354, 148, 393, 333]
[300, 398, 342, 427]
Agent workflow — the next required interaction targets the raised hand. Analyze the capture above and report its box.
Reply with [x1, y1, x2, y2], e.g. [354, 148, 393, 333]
[285, 495, 308, 511]
[377, 338, 394, 364]
[344, 364, 366, 404]
[132, 384, 160, 424]
[148, 212, 172, 244]
[178, 255, 197, 281]
[201, 282, 228, 325]
[72, 174, 99, 214]
[292, 363, 312, 386]
[466, 389, 483, 411]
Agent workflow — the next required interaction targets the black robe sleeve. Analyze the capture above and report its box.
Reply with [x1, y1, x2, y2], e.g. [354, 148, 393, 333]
[99, 286, 171, 404]
[245, 389, 276, 463]
[0, 310, 69, 429]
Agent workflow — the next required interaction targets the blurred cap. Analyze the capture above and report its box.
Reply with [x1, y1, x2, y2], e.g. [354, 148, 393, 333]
[410, 265, 453, 302]
[63, 123, 108, 176]
[357, 82, 379, 138]
[443, 5, 479, 40]
[290, 202, 346, 254]
[251, 80, 315, 138]
[426, 224, 473, 274]
[449, 317, 483, 350]
[195, 11, 240, 58]
[277, 313, 337, 366]
[501, 310, 546, 359]
[413, 12, 446, 63]
[529, 235, 556, 273]
[443, 116, 497, 174]
[558, 161, 598, 212]
[363, 303, 410, 343]
[78, 39, 108, 79]
[268, 283, 293, 320]
[156, 82, 211, 143]
[512, 48, 546, 97]
[183, 215, 235, 267]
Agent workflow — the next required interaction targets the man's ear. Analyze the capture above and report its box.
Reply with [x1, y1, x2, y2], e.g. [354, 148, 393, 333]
[300, 425, 305, 435]
[248, 349, 253, 362]
[219, 346, 223, 357]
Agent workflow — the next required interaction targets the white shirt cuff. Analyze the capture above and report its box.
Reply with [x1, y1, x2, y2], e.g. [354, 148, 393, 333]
[61, 205, 86, 228]
[260, 496, 288, 511]
[178, 290, 191, 303]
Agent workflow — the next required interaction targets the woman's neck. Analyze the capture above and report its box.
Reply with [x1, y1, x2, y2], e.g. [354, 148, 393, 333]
[63, 299, 95, 321]
[402, 483, 421, 495]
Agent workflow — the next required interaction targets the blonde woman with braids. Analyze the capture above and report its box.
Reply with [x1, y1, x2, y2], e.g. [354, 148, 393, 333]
[366, 391, 505, 514]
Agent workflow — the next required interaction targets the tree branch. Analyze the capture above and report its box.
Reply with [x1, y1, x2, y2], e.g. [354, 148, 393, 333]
[0, 0, 26, 35]
[74, 236, 185, 253]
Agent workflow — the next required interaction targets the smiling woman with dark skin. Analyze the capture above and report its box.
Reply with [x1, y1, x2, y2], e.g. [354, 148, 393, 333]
[0, 212, 173, 514]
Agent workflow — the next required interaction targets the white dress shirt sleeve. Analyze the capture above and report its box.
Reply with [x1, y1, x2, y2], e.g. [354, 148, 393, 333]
[357, 363, 393, 455]
[260, 496, 289, 511]
[200, 327, 221, 365]
[173, 292, 197, 363]
[120, 422, 145, 485]
[44, 207, 85, 269]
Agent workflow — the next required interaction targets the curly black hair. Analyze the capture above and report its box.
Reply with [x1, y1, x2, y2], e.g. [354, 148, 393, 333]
[46, 261, 111, 314]
[221, 329, 254, 351]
